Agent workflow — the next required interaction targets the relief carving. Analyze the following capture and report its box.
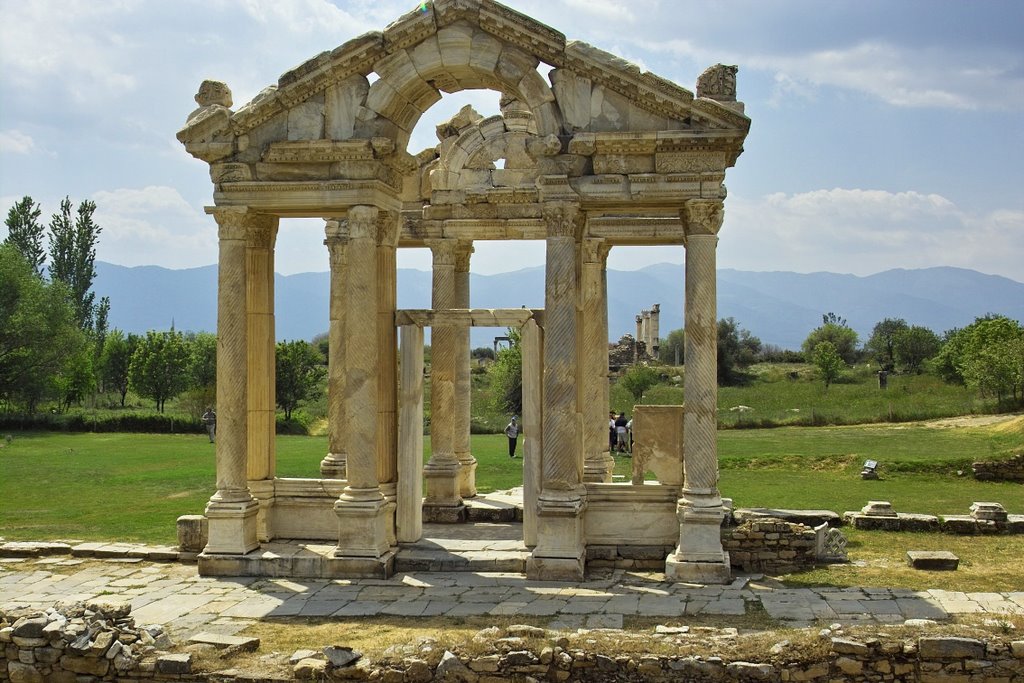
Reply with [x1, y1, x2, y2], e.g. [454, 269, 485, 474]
[696, 64, 738, 102]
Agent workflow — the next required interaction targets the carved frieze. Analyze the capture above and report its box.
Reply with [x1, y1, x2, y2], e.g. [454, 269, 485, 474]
[655, 152, 727, 174]
[211, 163, 253, 184]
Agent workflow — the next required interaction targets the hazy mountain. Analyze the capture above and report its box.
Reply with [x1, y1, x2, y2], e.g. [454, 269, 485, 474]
[94, 262, 1024, 350]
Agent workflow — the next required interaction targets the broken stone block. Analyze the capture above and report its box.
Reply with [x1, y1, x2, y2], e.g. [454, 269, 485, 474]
[906, 550, 959, 571]
[969, 501, 1008, 522]
[861, 500, 897, 517]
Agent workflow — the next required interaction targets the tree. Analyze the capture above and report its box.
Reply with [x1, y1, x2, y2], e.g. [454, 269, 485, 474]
[813, 340, 845, 389]
[893, 325, 941, 374]
[275, 340, 326, 420]
[100, 330, 138, 407]
[471, 346, 495, 361]
[0, 244, 83, 412]
[187, 332, 217, 390]
[865, 318, 908, 371]
[3, 196, 46, 277]
[658, 328, 685, 365]
[48, 197, 102, 331]
[717, 317, 761, 385]
[51, 342, 96, 413]
[488, 327, 522, 416]
[128, 330, 190, 412]
[619, 364, 659, 401]
[802, 313, 859, 365]
[956, 316, 1024, 406]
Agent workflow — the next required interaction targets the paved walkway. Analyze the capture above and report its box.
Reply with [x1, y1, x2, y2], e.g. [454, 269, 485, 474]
[2, 556, 1022, 642]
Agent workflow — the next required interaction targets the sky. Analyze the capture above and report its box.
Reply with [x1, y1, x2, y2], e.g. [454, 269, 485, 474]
[1, 0, 1023, 282]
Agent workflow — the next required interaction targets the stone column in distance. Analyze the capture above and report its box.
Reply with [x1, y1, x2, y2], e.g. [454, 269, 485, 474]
[454, 240, 477, 497]
[321, 220, 348, 479]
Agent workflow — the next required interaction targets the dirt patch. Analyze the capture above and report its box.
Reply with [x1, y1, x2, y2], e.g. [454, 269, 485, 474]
[921, 413, 1022, 429]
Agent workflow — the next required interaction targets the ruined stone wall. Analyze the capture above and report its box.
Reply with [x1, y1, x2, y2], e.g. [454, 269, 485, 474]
[973, 453, 1024, 481]
[722, 518, 818, 573]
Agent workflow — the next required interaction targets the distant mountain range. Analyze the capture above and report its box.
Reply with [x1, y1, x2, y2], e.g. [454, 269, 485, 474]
[94, 262, 1024, 351]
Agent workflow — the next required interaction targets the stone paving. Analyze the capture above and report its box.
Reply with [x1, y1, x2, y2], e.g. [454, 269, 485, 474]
[2, 556, 1023, 644]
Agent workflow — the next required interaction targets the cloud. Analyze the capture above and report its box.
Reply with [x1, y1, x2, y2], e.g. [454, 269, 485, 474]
[0, 130, 35, 154]
[90, 186, 217, 268]
[562, 0, 635, 24]
[720, 188, 1024, 281]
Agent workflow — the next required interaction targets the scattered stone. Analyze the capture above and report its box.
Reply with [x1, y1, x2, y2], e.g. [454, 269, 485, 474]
[189, 632, 260, 652]
[918, 637, 985, 660]
[906, 550, 959, 571]
[324, 645, 361, 668]
[290, 649, 319, 664]
[155, 652, 192, 675]
[435, 650, 475, 682]
[294, 657, 328, 679]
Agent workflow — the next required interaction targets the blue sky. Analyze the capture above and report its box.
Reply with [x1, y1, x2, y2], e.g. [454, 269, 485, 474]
[1, 0, 1022, 281]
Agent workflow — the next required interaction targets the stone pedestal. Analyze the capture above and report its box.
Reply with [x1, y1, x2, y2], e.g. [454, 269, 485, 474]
[664, 502, 730, 583]
[526, 490, 587, 581]
[333, 490, 396, 577]
[203, 498, 260, 555]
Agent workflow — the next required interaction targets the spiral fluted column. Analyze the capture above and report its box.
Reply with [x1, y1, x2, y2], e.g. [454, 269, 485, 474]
[528, 202, 586, 581]
[321, 220, 348, 479]
[666, 199, 730, 583]
[454, 240, 477, 497]
[581, 238, 613, 482]
[334, 206, 391, 565]
[423, 238, 465, 521]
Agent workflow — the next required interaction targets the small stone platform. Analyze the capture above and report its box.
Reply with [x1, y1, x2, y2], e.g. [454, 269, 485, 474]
[907, 551, 960, 571]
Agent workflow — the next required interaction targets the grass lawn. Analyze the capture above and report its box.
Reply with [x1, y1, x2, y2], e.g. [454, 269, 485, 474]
[0, 418, 1021, 546]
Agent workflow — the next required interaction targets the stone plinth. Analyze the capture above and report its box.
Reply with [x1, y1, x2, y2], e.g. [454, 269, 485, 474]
[970, 501, 1008, 522]
[176, 515, 208, 558]
[861, 500, 897, 517]
[907, 550, 959, 571]
[665, 503, 731, 584]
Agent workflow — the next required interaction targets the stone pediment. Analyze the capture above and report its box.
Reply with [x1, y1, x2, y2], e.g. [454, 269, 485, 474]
[178, 0, 749, 158]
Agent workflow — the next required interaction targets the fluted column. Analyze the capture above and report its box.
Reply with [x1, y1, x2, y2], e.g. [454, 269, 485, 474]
[321, 220, 348, 479]
[666, 198, 730, 583]
[581, 238, 613, 482]
[246, 219, 277, 484]
[376, 213, 399, 485]
[527, 202, 586, 581]
[203, 207, 273, 555]
[334, 206, 392, 568]
[423, 238, 465, 521]
[454, 240, 477, 498]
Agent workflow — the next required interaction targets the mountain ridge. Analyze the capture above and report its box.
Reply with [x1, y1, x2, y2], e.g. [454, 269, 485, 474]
[94, 262, 1024, 351]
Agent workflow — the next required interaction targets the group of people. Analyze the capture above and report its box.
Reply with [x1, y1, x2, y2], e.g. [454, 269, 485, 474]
[610, 411, 632, 453]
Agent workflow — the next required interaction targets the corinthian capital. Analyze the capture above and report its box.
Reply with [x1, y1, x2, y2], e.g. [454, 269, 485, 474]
[454, 240, 474, 273]
[681, 199, 724, 237]
[347, 205, 379, 241]
[245, 217, 278, 249]
[543, 201, 582, 239]
[426, 238, 458, 267]
[581, 238, 611, 265]
[209, 206, 259, 241]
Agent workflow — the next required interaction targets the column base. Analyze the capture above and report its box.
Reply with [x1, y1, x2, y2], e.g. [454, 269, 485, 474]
[203, 495, 260, 555]
[424, 461, 463, 509]
[527, 489, 587, 581]
[248, 479, 276, 543]
[665, 501, 731, 584]
[456, 453, 478, 498]
[582, 452, 615, 483]
[334, 489, 391, 559]
[422, 503, 468, 523]
[319, 453, 347, 479]
[664, 554, 732, 584]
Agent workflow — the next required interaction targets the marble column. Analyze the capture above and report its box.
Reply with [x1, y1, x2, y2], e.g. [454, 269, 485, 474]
[634, 315, 643, 361]
[204, 207, 275, 555]
[454, 240, 477, 498]
[333, 206, 393, 572]
[423, 238, 465, 522]
[321, 220, 348, 479]
[581, 238, 614, 483]
[521, 318, 543, 547]
[665, 199, 730, 583]
[376, 213, 400, 546]
[650, 303, 661, 357]
[396, 325, 424, 543]
[527, 202, 586, 581]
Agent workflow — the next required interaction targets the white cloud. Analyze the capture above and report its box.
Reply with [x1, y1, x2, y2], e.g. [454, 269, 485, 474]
[90, 186, 217, 268]
[0, 130, 35, 154]
[562, 0, 635, 24]
[720, 188, 1024, 281]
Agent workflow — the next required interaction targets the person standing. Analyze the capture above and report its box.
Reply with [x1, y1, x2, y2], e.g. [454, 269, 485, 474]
[504, 415, 521, 458]
[615, 412, 629, 453]
[201, 407, 217, 443]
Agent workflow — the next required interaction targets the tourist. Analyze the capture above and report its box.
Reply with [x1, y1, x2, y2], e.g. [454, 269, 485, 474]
[615, 412, 629, 453]
[201, 407, 217, 443]
[609, 411, 617, 451]
[504, 415, 520, 458]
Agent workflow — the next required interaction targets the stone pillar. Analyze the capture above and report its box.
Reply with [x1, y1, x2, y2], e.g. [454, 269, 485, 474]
[521, 318, 543, 547]
[650, 303, 661, 357]
[333, 206, 393, 573]
[641, 309, 651, 350]
[423, 238, 466, 522]
[581, 238, 613, 483]
[397, 325, 424, 543]
[376, 213, 400, 546]
[454, 240, 477, 498]
[246, 220, 277, 485]
[528, 202, 586, 581]
[665, 199, 730, 583]
[321, 220, 348, 479]
[634, 315, 643, 361]
[204, 207, 274, 555]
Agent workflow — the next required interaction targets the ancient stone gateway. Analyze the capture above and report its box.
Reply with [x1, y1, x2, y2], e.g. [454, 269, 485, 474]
[177, 0, 750, 583]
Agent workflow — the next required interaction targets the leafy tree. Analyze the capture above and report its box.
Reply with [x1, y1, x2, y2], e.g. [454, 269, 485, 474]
[311, 331, 329, 362]
[128, 330, 190, 412]
[48, 197, 102, 331]
[893, 325, 941, 374]
[0, 245, 83, 412]
[52, 343, 96, 413]
[658, 328, 685, 365]
[619, 364, 659, 401]
[100, 330, 139, 407]
[187, 332, 217, 390]
[487, 327, 522, 416]
[3, 196, 46, 277]
[802, 313, 859, 365]
[955, 316, 1024, 406]
[275, 340, 326, 420]
[471, 346, 495, 361]
[813, 340, 845, 389]
[717, 318, 761, 385]
[865, 318, 908, 371]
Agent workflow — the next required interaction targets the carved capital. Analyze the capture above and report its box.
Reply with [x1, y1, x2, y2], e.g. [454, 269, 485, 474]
[324, 218, 346, 240]
[543, 202, 582, 239]
[209, 206, 276, 242]
[245, 218, 278, 249]
[347, 205, 379, 241]
[454, 240, 474, 273]
[681, 200, 724, 237]
[376, 210, 400, 248]
[426, 238, 458, 267]
[581, 238, 611, 265]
